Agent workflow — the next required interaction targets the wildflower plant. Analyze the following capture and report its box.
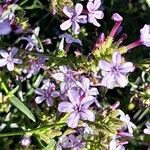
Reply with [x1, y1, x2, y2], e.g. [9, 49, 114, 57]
[0, 0, 149, 150]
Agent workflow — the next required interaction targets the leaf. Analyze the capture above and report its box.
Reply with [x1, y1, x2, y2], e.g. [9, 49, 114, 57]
[42, 139, 56, 150]
[146, 0, 150, 7]
[9, 96, 35, 122]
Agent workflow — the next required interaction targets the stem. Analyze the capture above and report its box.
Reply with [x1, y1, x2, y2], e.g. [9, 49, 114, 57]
[0, 123, 65, 137]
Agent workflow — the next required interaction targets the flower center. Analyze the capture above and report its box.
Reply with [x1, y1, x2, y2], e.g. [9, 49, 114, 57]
[7, 56, 12, 62]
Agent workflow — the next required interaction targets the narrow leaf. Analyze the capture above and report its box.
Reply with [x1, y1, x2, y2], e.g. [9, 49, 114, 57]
[9, 96, 35, 122]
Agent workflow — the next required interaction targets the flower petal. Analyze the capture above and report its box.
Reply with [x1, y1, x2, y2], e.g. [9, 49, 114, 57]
[101, 72, 115, 89]
[93, 0, 101, 10]
[89, 87, 99, 96]
[12, 58, 23, 64]
[58, 102, 74, 112]
[72, 21, 80, 34]
[63, 6, 73, 18]
[35, 88, 44, 95]
[112, 52, 122, 65]
[0, 50, 9, 58]
[77, 15, 87, 24]
[0, 59, 7, 67]
[119, 62, 135, 73]
[68, 89, 80, 106]
[80, 109, 95, 122]
[99, 60, 112, 71]
[10, 47, 18, 58]
[35, 96, 45, 104]
[7, 62, 14, 71]
[51, 91, 60, 97]
[93, 11, 104, 19]
[75, 3, 83, 16]
[67, 111, 80, 128]
[116, 73, 128, 87]
[60, 19, 72, 31]
[0, 21, 11, 35]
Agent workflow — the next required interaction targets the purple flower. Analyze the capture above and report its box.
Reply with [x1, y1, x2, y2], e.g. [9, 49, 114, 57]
[58, 89, 95, 128]
[140, 24, 150, 47]
[87, 0, 104, 27]
[118, 110, 136, 134]
[21, 136, 31, 147]
[60, 33, 82, 46]
[109, 139, 126, 150]
[143, 122, 150, 135]
[52, 66, 77, 94]
[60, 3, 87, 34]
[26, 56, 47, 78]
[99, 52, 135, 89]
[0, 21, 11, 35]
[0, 47, 23, 71]
[19, 27, 43, 52]
[35, 80, 60, 107]
[75, 77, 100, 107]
[57, 134, 85, 150]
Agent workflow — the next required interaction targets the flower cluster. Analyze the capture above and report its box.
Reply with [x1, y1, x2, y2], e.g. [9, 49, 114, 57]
[0, 0, 149, 150]
[60, 0, 104, 34]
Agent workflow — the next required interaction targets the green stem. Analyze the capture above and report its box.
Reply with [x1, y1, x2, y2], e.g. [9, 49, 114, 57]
[0, 77, 9, 94]
[0, 123, 65, 137]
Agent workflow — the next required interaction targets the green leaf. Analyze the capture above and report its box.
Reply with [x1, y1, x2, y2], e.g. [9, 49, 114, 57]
[9, 96, 35, 122]
[42, 139, 56, 150]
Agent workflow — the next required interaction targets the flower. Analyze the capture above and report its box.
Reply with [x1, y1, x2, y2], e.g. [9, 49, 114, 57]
[21, 136, 31, 147]
[0, 47, 23, 71]
[60, 33, 82, 46]
[52, 66, 77, 94]
[75, 77, 100, 107]
[57, 134, 85, 150]
[26, 56, 47, 78]
[19, 27, 43, 52]
[35, 80, 60, 107]
[118, 110, 136, 134]
[58, 89, 95, 128]
[0, 21, 11, 35]
[143, 122, 150, 135]
[109, 139, 126, 150]
[87, 0, 104, 27]
[60, 3, 87, 34]
[140, 24, 150, 47]
[99, 52, 135, 89]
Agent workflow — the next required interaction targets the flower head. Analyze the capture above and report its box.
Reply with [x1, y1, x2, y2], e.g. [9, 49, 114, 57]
[118, 110, 136, 134]
[52, 66, 77, 94]
[60, 3, 87, 34]
[0, 47, 23, 71]
[35, 80, 60, 106]
[140, 24, 150, 47]
[99, 52, 135, 89]
[58, 89, 95, 128]
[87, 0, 104, 27]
